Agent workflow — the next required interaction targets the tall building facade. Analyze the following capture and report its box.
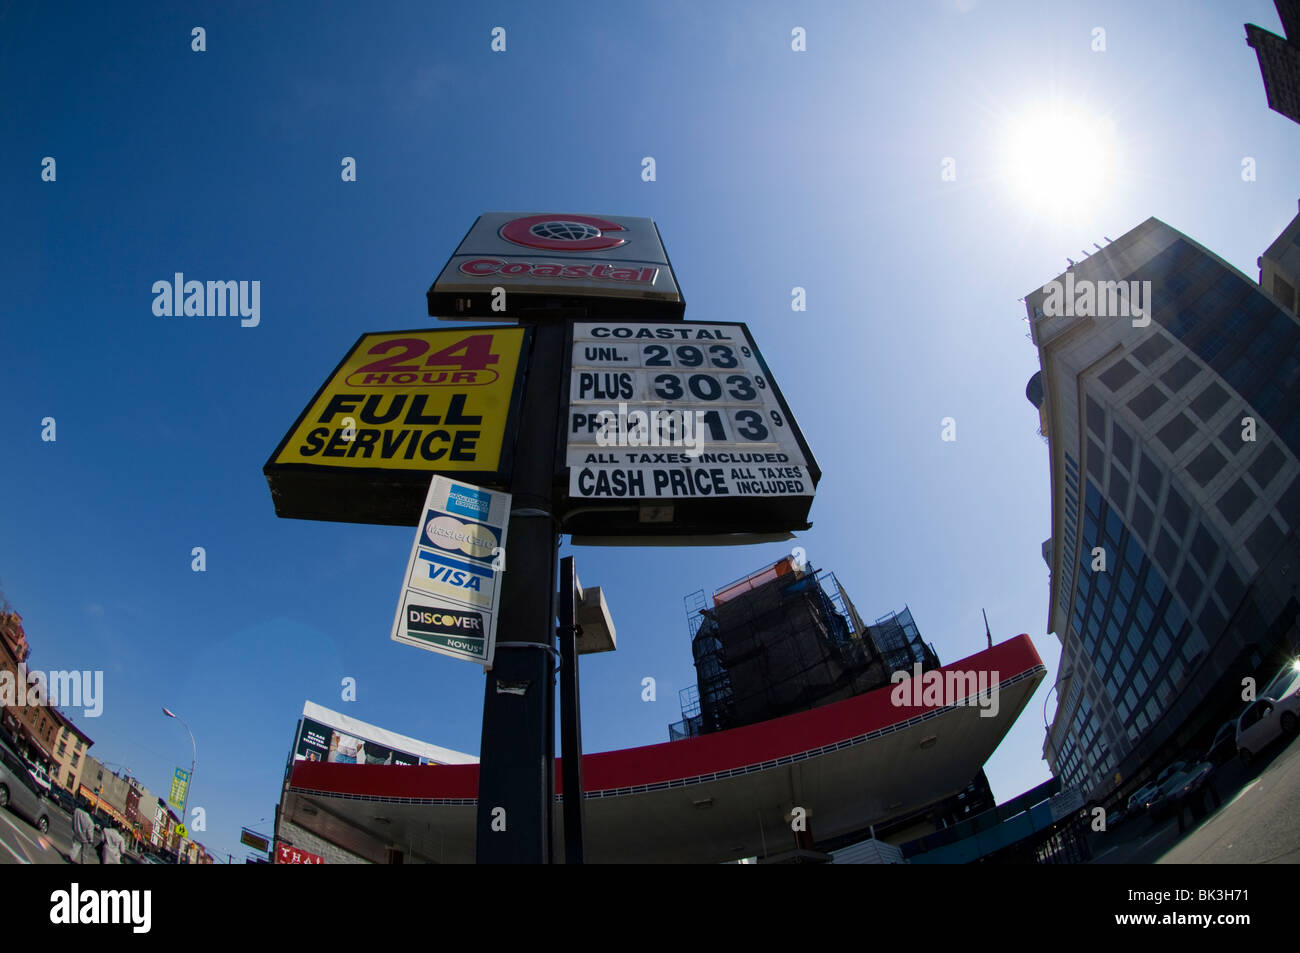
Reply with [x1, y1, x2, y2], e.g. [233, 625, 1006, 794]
[1260, 202, 1300, 317]
[1246, 0, 1300, 125]
[1028, 216, 1300, 801]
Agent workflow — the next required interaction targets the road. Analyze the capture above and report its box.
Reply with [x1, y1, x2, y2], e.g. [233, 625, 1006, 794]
[1089, 724, 1300, 864]
[0, 800, 82, 865]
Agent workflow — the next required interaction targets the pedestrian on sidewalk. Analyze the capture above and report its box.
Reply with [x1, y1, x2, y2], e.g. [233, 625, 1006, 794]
[70, 806, 98, 864]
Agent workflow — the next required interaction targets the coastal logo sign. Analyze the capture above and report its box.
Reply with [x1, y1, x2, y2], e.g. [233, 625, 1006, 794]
[428, 211, 684, 320]
[499, 213, 628, 252]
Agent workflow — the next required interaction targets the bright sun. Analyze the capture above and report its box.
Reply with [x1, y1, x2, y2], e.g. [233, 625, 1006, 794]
[1001, 104, 1119, 219]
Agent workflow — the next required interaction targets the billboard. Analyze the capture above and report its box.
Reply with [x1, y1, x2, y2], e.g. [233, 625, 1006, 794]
[560, 321, 820, 538]
[240, 828, 271, 852]
[428, 212, 684, 320]
[293, 715, 429, 767]
[167, 767, 190, 811]
[265, 326, 529, 525]
[289, 702, 476, 768]
[390, 476, 510, 666]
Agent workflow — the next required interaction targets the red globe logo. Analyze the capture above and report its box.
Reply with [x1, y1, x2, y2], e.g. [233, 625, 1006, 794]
[499, 214, 627, 252]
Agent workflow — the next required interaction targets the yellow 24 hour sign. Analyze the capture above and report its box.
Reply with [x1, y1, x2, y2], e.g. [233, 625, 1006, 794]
[265, 327, 529, 525]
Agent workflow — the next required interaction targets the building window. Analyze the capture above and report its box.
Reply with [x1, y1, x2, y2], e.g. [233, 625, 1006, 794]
[1145, 696, 1162, 723]
[1137, 457, 1164, 508]
[1109, 469, 1131, 512]
[1247, 514, 1286, 566]
[1087, 439, 1106, 482]
[1190, 524, 1218, 573]
[1187, 444, 1228, 487]
[1170, 656, 1185, 685]
[1129, 384, 1169, 419]
[1142, 652, 1159, 680]
[1154, 529, 1180, 575]
[1162, 486, 1191, 537]
[1219, 418, 1252, 456]
[1133, 669, 1150, 696]
[1189, 381, 1230, 422]
[71, 753, 79, 766]
[1132, 495, 1155, 542]
[1157, 413, 1197, 453]
[1182, 627, 1210, 663]
[1100, 358, 1140, 392]
[1249, 442, 1286, 490]
[1086, 394, 1107, 439]
[1133, 335, 1173, 366]
[1161, 356, 1201, 392]
[1216, 477, 1255, 525]
[1112, 422, 1135, 471]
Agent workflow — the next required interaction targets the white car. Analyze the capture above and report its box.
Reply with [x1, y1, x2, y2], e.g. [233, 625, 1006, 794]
[26, 760, 52, 796]
[1236, 661, 1300, 765]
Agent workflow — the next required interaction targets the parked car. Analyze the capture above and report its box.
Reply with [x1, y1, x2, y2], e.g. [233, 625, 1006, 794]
[48, 786, 76, 813]
[1206, 719, 1239, 766]
[25, 760, 52, 796]
[1148, 760, 1214, 820]
[0, 741, 53, 833]
[1127, 783, 1160, 814]
[1236, 661, 1300, 765]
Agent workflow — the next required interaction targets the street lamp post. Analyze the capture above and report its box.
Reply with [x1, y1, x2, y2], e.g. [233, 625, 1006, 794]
[1042, 672, 1073, 765]
[1042, 672, 1073, 732]
[162, 707, 196, 863]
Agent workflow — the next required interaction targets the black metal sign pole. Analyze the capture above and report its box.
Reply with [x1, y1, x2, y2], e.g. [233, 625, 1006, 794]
[475, 319, 564, 863]
[558, 555, 586, 862]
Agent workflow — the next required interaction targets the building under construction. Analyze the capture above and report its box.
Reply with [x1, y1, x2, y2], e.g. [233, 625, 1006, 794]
[669, 555, 997, 838]
[670, 556, 942, 740]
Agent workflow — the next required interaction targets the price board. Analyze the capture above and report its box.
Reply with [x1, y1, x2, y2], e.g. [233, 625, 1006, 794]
[560, 321, 819, 538]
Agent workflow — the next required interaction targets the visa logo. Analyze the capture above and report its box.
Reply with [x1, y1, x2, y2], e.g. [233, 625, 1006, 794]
[428, 566, 484, 591]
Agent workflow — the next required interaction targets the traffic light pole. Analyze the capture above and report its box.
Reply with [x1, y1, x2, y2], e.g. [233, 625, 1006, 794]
[475, 318, 565, 863]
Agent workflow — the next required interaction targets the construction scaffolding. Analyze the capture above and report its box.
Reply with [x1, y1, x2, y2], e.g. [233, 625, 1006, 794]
[669, 556, 941, 739]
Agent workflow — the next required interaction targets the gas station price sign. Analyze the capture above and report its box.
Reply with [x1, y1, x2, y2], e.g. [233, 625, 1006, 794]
[560, 321, 819, 538]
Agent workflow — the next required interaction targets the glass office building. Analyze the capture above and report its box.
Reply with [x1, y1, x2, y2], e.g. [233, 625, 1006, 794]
[1246, 0, 1300, 126]
[1027, 215, 1300, 802]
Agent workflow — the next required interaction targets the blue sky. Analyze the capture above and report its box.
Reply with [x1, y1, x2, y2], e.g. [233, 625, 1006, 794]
[2, 0, 1298, 861]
